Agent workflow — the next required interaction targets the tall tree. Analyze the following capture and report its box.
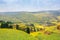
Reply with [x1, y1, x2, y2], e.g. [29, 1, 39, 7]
[26, 27, 30, 34]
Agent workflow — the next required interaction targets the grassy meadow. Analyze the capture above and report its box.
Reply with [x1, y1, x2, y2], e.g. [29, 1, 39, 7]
[0, 29, 37, 40]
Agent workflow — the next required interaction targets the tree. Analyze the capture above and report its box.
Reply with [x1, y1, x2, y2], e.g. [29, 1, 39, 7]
[9, 25, 13, 29]
[26, 27, 30, 34]
[1, 22, 8, 28]
[1, 21, 13, 28]
[1, 23, 5, 28]
[16, 24, 19, 30]
[34, 27, 36, 32]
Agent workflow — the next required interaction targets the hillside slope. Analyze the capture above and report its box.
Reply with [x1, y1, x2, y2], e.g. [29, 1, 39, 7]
[0, 29, 37, 40]
[0, 10, 60, 24]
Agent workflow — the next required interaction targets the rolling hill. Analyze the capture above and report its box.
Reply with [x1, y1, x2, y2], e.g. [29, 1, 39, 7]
[0, 29, 37, 40]
[0, 10, 60, 25]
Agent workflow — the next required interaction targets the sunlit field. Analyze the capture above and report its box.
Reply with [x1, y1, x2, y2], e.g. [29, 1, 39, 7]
[0, 9, 60, 40]
[0, 29, 36, 40]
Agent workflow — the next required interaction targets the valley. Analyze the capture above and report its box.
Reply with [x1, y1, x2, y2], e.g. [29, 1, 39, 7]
[0, 10, 60, 40]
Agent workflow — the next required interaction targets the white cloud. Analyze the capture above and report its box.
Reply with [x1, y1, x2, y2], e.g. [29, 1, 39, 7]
[0, 0, 60, 12]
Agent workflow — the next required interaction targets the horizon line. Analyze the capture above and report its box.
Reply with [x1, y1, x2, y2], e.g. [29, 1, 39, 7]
[0, 9, 59, 12]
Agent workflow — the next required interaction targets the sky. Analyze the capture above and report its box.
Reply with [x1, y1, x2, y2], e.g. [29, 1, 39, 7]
[0, 0, 60, 12]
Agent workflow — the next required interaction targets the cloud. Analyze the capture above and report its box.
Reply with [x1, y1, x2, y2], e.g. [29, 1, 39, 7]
[0, 0, 60, 12]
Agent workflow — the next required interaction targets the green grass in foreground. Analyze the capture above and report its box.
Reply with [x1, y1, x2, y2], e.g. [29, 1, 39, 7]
[0, 29, 60, 40]
[0, 29, 37, 40]
[36, 33, 60, 40]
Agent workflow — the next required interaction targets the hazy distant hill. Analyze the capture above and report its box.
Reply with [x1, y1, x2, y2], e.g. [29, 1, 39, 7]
[0, 10, 60, 24]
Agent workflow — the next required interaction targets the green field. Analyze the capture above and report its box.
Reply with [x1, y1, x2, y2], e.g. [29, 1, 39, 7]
[0, 29, 36, 40]
[0, 29, 60, 40]
[36, 33, 60, 40]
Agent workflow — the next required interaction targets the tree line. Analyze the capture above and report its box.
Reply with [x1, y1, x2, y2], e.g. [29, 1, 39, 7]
[0, 20, 60, 34]
[0, 20, 42, 34]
